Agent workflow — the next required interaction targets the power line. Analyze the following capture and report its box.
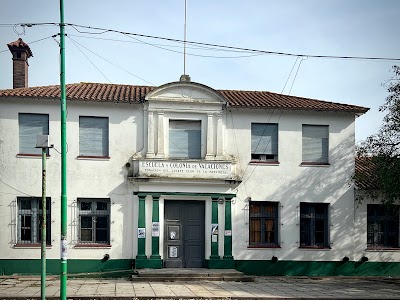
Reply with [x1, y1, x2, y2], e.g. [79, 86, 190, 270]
[0, 35, 55, 54]
[67, 36, 155, 85]
[0, 177, 33, 197]
[5, 22, 400, 62]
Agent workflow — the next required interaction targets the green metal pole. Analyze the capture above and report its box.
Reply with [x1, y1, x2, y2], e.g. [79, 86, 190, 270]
[59, 0, 67, 299]
[41, 148, 46, 300]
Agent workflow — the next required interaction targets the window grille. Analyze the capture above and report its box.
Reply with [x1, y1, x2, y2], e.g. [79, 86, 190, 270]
[78, 198, 110, 244]
[249, 201, 279, 246]
[367, 204, 399, 248]
[300, 202, 329, 248]
[17, 197, 51, 245]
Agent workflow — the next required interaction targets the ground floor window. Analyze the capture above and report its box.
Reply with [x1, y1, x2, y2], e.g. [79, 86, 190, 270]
[78, 198, 110, 244]
[300, 202, 329, 248]
[17, 197, 51, 245]
[249, 201, 279, 247]
[367, 204, 399, 248]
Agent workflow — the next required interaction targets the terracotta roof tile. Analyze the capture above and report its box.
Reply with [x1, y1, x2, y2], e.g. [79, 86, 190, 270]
[0, 82, 369, 113]
[355, 157, 379, 190]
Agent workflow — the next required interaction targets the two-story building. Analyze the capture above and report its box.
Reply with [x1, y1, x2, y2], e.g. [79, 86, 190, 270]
[0, 38, 399, 276]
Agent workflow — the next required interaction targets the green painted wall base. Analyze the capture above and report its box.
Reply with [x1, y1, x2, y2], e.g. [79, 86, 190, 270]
[235, 260, 400, 276]
[135, 257, 149, 269]
[208, 258, 235, 269]
[147, 257, 163, 269]
[0, 259, 132, 276]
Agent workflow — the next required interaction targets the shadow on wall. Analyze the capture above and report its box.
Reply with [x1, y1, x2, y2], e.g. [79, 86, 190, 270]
[234, 133, 358, 262]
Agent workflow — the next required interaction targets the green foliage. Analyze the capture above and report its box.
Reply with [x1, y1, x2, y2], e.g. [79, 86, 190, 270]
[356, 66, 400, 206]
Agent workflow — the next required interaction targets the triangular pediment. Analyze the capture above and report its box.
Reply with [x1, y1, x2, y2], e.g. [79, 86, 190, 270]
[145, 81, 226, 104]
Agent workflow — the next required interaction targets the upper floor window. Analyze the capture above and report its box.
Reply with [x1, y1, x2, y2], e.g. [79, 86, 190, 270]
[300, 202, 329, 248]
[78, 198, 110, 245]
[302, 125, 329, 164]
[79, 116, 109, 157]
[251, 123, 278, 162]
[169, 120, 201, 159]
[249, 201, 279, 247]
[367, 204, 399, 248]
[17, 197, 51, 245]
[18, 113, 49, 155]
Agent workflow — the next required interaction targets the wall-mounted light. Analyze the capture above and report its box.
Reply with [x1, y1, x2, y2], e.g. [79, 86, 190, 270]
[244, 196, 251, 202]
[271, 256, 278, 263]
[125, 162, 131, 168]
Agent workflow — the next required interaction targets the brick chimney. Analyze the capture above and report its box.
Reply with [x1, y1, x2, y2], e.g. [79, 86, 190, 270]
[7, 38, 33, 89]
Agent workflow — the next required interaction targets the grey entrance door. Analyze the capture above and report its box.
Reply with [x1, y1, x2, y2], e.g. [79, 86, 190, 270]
[164, 200, 205, 268]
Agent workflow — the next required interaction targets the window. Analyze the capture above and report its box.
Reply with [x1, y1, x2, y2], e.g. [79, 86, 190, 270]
[17, 197, 51, 245]
[300, 203, 329, 248]
[78, 198, 110, 244]
[169, 120, 201, 159]
[19, 113, 49, 155]
[251, 123, 278, 162]
[367, 204, 399, 248]
[302, 125, 329, 164]
[249, 201, 279, 247]
[79, 116, 109, 157]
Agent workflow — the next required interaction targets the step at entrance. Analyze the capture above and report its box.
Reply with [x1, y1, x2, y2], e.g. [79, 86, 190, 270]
[132, 268, 254, 282]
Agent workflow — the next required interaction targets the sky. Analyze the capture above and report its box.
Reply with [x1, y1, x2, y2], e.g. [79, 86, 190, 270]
[0, 0, 399, 141]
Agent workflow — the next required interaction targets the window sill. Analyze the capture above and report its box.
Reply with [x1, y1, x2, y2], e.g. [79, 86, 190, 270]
[75, 243, 112, 248]
[77, 156, 110, 161]
[299, 246, 331, 250]
[365, 247, 400, 251]
[248, 245, 281, 249]
[249, 161, 280, 165]
[300, 162, 330, 167]
[16, 154, 51, 159]
[14, 244, 52, 248]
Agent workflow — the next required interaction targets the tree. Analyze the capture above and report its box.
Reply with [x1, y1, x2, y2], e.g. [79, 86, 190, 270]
[355, 66, 400, 206]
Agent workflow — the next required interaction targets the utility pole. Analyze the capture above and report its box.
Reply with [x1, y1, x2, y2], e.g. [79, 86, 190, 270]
[59, 0, 68, 299]
[35, 135, 52, 300]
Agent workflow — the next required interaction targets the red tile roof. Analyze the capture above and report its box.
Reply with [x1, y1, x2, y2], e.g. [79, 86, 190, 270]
[0, 82, 369, 113]
[355, 157, 379, 190]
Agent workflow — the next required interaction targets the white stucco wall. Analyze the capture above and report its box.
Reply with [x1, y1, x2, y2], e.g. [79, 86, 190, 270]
[0, 98, 142, 260]
[2, 87, 392, 265]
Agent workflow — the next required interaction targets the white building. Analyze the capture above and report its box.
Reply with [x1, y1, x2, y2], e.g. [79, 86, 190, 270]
[0, 39, 399, 276]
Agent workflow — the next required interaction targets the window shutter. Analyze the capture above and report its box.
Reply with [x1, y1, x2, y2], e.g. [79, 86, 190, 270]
[19, 113, 49, 154]
[251, 123, 278, 155]
[302, 125, 329, 163]
[79, 117, 109, 157]
[169, 120, 201, 159]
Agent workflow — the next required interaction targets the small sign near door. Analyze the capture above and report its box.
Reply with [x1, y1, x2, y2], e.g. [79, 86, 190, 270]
[152, 222, 160, 237]
[169, 246, 178, 258]
[138, 228, 145, 238]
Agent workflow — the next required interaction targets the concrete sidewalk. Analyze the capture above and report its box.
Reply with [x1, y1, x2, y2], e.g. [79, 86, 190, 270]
[0, 276, 399, 299]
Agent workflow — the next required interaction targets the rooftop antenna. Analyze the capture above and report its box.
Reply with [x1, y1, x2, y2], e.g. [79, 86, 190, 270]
[180, 0, 191, 81]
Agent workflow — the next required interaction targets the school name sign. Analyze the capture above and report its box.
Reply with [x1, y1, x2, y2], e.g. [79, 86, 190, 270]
[138, 160, 234, 180]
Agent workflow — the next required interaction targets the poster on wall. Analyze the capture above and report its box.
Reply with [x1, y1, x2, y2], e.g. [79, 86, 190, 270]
[152, 222, 160, 237]
[138, 228, 145, 238]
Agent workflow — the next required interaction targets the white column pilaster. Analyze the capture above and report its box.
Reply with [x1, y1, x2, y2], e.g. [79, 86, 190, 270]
[146, 110, 155, 158]
[156, 111, 165, 158]
[206, 113, 215, 159]
[216, 113, 224, 159]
